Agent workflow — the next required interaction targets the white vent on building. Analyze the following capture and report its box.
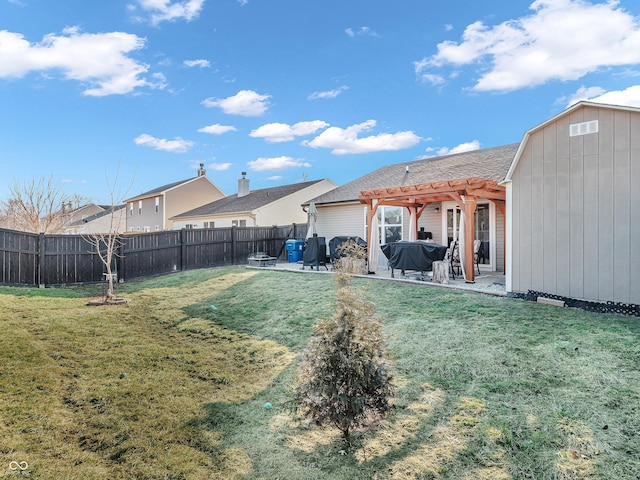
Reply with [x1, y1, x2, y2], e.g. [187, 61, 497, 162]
[569, 120, 598, 137]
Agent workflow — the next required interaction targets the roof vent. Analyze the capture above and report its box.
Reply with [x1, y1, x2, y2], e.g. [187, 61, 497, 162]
[197, 163, 206, 177]
[570, 120, 598, 137]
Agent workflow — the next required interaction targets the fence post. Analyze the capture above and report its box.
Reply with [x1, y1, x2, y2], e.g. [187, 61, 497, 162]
[117, 237, 125, 283]
[38, 233, 45, 288]
[180, 229, 188, 271]
[231, 225, 237, 265]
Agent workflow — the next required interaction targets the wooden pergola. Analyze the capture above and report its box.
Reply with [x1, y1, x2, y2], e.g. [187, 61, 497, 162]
[358, 177, 506, 282]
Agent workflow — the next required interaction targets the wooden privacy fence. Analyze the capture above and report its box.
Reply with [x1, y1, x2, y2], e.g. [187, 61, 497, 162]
[0, 224, 307, 287]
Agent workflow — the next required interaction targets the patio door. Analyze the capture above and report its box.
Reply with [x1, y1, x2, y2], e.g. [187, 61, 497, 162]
[441, 201, 495, 271]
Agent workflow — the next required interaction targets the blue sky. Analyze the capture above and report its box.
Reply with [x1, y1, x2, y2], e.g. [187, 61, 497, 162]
[1, 0, 640, 204]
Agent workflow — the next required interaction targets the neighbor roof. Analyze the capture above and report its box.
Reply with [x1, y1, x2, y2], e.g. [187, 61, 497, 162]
[66, 205, 126, 227]
[125, 176, 211, 203]
[173, 180, 326, 218]
[309, 143, 519, 206]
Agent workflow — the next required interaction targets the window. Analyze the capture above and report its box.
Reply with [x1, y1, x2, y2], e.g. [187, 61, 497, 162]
[129, 204, 133, 216]
[143, 226, 150, 232]
[155, 197, 159, 213]
[138, 200, 142, 215]
[232, 220, 247, 227]
[377, 206, 402, 244]
[204, 221, 214, 228]
[155, 225, 160, 231]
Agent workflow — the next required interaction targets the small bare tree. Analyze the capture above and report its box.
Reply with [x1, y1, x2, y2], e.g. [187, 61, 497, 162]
[83, 167, 132, 303]
[0, 177, 87, 233]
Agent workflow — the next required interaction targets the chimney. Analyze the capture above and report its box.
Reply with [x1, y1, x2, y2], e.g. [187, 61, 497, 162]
[197, 163, 206, 177]
[238, 171, 250, 197]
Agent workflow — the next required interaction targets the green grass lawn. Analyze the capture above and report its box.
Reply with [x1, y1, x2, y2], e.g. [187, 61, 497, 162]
[0, 267, 638, 479]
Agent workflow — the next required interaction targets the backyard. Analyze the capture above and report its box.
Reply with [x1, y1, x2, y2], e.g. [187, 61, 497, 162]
[0, 267, 638, 479]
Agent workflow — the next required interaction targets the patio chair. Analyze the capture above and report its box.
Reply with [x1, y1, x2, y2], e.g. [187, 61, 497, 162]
[473, 240, 482, 275]
[444, 240, 461, 279]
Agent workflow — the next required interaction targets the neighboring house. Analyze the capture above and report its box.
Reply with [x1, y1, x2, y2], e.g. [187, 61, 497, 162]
[171, 173, 337, 229]
[503, 101, 640, 306]
[63, 203, 106, 226]
[124, 164, 225, 232]
[308, 144, 517, 276]
[63, 205, 127, 235]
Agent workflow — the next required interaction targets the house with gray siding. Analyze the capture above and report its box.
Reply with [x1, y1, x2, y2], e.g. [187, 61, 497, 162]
[311, 100, 639, 308]
[124, 164, 225, 232]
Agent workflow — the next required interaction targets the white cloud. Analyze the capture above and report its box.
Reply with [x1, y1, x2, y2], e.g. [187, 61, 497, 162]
[134, 133, 194, 153]
[267, 175, 283, 180]
[238, 0, 248, 5]
[249, 120, 329, 143]
[345, 26, 379, 37]
[435, 140, 481, 156]
[201, 90, 271, 116]
[415, 0, 640, 92]
[131, 0, 205, 25]
[248, 156, 312, 172]
[308, 86, 349, 100]
[0, 28, 150, 96]
[197, 124, 237, 135]
[209, 162, 232, 171]
[304, 120, 421, 154]
[567, 84, 640, 108]
[184, 59, 210, 68]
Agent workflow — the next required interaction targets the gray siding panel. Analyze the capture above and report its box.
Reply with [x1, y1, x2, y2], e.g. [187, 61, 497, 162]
[582, 153, 599, 300]
[597, 152, 614, 302]
[530, 133, 544, 291]
[613, 148, 631, 302]
[569, 153, 585, 299]
[631, 144, 640, 304]
[515, 144, 533, 292]
[556, 153, 571, 296]
[543, 125, 558, 294]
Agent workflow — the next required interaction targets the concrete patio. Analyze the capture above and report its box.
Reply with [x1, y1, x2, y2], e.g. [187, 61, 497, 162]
[248, 259, 507, 297]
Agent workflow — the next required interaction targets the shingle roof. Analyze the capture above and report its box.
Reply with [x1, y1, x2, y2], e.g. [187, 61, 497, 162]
[66, 205, 126, 227]
[309, 143, 519, 205]
[174, 180, 325, 218]
[125, 178, 195, 202]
